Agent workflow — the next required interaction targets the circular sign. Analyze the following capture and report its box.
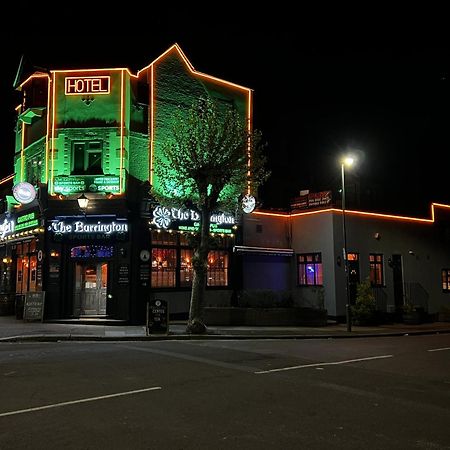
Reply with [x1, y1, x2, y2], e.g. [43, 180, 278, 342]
[155, 300, 161, 307]
[140, 249, 150, 262]
[242, 194, 256, 214]
[12, 182, 36, 204]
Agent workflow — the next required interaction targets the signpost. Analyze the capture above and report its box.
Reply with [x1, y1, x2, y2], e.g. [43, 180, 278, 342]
[23, 291, 45, 322]
[146, 299, 169, 335]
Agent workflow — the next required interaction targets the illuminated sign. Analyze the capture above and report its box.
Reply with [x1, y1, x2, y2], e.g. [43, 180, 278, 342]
[242, 194, 256, 214]
[48, 217, 128, 241]
[0, 211, 40, 239]
[53, 176, 120, 194]
[0, 217, 14, 239]
[152, 206, 235, 234]
[291, 190, 332, 211]
[65, 76, 110, 95]
[15, 212, 39, 231]
[12, 182, 36, 204]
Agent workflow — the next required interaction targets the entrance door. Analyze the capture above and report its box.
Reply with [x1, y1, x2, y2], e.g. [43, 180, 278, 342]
[73, 262, 108, 316]
[392, 254, 404, 313]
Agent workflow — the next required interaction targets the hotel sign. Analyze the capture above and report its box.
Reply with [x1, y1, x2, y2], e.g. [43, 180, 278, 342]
[65, 76, 110, 95]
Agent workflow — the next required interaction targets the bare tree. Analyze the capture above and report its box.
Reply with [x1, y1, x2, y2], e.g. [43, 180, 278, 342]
[154, 96, 268, 333]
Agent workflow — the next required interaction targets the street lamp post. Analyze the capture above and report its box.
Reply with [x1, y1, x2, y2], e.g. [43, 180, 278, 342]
[341, 156, 354, 332]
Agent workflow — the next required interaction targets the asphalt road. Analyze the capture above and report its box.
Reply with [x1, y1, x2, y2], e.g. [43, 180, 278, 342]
[1, 334, 449, 449]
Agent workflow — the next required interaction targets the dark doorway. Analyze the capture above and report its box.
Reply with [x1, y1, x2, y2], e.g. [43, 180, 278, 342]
[392, 254, 404, 313]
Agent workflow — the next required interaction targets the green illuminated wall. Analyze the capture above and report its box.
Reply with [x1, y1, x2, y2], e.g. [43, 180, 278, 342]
[151, 50, 249, 202]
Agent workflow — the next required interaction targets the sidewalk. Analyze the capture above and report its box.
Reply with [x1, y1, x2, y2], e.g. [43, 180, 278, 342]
[1, 315, 450, 342]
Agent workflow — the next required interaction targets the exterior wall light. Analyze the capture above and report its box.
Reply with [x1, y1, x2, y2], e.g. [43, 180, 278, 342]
[77, 194, 89, 210]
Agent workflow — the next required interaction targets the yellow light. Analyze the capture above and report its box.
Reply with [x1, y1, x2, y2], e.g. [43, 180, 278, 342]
[150, 64, 154, 185]
[120, 70, 124, 194]
[45, 75, 51, 183]
[0, 174, 14, 185]
[51, 72, 56, 195]
[343, 156, 354, 167]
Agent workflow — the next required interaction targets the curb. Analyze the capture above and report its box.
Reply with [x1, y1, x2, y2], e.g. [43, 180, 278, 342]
[1, 328, 449, 343]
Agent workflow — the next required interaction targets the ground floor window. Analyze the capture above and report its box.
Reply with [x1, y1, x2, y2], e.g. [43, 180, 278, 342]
[297, 253, 323, 286]
[15, 240, 38, 293]
[150, 231, 231, 288]
[442, 269, 450, 292]
[369, 254, 384, 286]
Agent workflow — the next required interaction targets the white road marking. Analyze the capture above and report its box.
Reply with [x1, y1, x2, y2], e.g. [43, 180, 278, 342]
[0, 386, 161, 418]
[428, 347, 450, 352]
[255, 355, 393, 374]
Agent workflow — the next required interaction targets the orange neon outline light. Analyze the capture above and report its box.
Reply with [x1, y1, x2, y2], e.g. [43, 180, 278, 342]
[247, 89, 252, 195]
[138, 44, 251, 92]
[52, 67, 138, 79]
[18, 73, 50, 90]
[150, 65, 154, 185]
[119, 70, 125, 194]
[64, 75, 110, 95]
[0, 174, 14, 185]
[45, 76, 51, 183]
[20, 122, 25, 181]
[252, 202, 450, 225]
[50, 72, 56, 195]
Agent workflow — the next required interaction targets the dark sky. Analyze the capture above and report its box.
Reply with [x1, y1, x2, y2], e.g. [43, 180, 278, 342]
[1, 11, 449, 216]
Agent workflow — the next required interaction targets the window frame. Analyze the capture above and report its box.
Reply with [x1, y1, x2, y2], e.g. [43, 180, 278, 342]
[369, 253, 384, 286]
[442, 269, 450, 292]
[297, 252, 323, 286]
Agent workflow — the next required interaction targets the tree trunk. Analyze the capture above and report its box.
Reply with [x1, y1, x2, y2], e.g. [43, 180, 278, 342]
[186, 207, 210, 334]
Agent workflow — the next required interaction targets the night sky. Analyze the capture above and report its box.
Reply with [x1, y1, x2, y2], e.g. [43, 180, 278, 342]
[1, 12, 449, 216]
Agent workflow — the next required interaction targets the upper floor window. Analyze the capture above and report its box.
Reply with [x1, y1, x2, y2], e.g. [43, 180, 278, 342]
[72, 141, 103, 175]
[442, 269, 450, 292]
[298, 253, 323, 286]
[369, 254, 384, 286]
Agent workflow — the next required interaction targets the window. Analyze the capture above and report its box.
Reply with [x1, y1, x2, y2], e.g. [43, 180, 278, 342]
[150, 231, 231, 288]
[298, 253, 323, 286]
[207, 251, 229, 286]
[151, 248, 176, 288]
[71, 141, 103, 175]
[442, 269, 450, 292]
[369, 254, 384, 286]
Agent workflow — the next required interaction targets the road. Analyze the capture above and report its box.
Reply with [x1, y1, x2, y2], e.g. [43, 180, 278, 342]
[1, 334, 449, 449]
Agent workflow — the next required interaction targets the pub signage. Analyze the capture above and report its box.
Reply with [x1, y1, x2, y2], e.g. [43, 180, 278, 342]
[53, 175, 120, 194]
[152, 206, 235, 234]
[0, 210, 40, 239]
[48, 216, 128, 241]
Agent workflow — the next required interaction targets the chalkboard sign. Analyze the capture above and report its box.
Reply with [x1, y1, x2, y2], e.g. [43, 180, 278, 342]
[23, 291, 45, 322]
[146, 299, 169, 335]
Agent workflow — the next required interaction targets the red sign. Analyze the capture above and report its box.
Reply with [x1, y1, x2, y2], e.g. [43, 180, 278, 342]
[291, 191, 332, 210]
[65, 76, 110, 95]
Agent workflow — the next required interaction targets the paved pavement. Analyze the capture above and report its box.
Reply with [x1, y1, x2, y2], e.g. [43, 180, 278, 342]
[1, 315, 450, 342]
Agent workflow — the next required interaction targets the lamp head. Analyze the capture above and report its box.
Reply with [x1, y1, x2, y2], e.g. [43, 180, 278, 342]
[342, 156, 355, 167]
[77, 193, 89, 210]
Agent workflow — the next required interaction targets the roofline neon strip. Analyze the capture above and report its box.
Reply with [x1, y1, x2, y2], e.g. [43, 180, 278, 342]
[253, 203, 450, 224]
[138, 43, 252, 92]
[0, 174, 14, 185]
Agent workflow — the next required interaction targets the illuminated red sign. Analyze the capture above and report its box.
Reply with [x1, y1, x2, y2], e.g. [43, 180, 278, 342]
[65, 76, 110, 95]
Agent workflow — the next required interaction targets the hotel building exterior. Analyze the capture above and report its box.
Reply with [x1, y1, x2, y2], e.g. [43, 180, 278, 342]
[1, 45, 449, 324]
[0, 44, 250, 322]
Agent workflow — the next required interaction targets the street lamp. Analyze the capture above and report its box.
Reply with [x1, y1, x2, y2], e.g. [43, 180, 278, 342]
[77, 193, 89, 211]
[341, 156, 354, 332]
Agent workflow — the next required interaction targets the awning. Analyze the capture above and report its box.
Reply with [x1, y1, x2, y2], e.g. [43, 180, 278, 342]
[233, 245, 294, 257]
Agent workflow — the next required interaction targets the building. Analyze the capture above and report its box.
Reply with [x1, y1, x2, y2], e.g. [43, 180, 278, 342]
[0, 44, 251, 323]
[240, 202, 450, 320]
